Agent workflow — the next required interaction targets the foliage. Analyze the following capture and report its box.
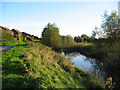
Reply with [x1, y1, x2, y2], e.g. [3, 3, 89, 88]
[74, 34, 95, 43]
[14, 35, 27, 42]
[2, 42, 104, 89]
[42, 23, 62, 48]
[1, 29, 17, 44]
[23, 36, 27, 42]
[101, 11, 120, 37]
[61, 35, 74, 47]
[74, 36, 84, 42]
[92, 11, 120, 39]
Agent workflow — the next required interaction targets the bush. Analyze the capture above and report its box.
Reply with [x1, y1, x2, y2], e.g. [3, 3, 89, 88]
[1, 29, 17, 43]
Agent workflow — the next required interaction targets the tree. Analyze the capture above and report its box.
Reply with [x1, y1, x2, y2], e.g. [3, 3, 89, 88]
[74, 34, 95, 43]
[61, 36, 68, 46]
[101, 11, 120, 38]
[42, 23, 62, 48]
[66, 35, 74, 46]
[74, 36, 83, 42]
[91, 26, 98, 38]
[91, 26, 105, 38]
[81, 34, 89, 42]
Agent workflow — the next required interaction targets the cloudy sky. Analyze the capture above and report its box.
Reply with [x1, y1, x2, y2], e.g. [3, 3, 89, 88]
[1, 0, 119, 37]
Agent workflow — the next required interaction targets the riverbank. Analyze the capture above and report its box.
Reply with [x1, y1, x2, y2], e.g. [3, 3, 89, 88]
[63, 42, 120, 89]
[2, 42, 104, 89]
[63, 43, 106, 60]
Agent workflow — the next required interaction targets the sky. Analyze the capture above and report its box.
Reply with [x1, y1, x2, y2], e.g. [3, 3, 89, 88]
[1, 0, 119, 38]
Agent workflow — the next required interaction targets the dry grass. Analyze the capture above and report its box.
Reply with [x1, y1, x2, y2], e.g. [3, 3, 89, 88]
[26, 41, 75, 74]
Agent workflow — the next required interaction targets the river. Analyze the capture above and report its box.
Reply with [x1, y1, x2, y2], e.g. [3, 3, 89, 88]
[62, 52, 119, 89]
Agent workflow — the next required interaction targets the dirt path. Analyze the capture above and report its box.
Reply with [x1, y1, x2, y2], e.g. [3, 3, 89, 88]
[0, 46, 14, 52]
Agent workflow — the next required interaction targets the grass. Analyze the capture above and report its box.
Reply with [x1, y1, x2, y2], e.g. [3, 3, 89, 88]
[1, 29, 17, 46]
[64, 41, 120, 89]
[2, 41, 104, 89]
[64, 42, 106, 60]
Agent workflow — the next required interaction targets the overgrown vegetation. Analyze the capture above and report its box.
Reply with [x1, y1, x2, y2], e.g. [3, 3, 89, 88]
[0, 28, 40, 46]
[2, 10, 119, 89]
[64, 11, 120, 89]
[1, 29, 17, 45]
[2, 42, 104, 89]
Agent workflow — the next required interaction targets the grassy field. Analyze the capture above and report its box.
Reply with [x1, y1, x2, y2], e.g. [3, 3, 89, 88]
[2, 41, 104, 89]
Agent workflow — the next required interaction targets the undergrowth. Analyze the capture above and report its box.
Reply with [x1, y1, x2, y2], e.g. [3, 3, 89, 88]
[2, 42, 104, 89]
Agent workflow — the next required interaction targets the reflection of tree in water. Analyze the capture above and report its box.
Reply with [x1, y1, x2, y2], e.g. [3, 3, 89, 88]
[84, 56, 106, 79]
[64, 52, 105, 77]
[63, 52, 81, 58]
[63, 51, 120, 88]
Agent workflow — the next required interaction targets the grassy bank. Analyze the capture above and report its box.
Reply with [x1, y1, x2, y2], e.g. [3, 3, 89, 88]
[2, 42, 104, 89]
[64, 42, 120, 88]
[64, 42, 120, 65]
[63, 43, 105, 60]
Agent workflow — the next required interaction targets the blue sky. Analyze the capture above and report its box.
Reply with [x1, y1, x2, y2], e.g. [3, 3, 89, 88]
[1, 0, 119, 37]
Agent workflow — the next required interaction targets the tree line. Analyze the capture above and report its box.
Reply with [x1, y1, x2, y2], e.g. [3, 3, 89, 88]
[41, 11, 120, 50]
[74, 34, 95, 43]
[41, 23, 97, 49]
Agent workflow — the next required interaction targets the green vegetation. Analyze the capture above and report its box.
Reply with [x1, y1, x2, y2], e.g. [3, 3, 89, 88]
[74, 34, 95, 43]
[63, 11, 120, 89]
[61, 35, 74, 47]
[42, 23, 62, 48]
[2, 42, 104, 89]
[65, 11, 120, 61]
[14, 35, 27, 42]
[3, 10, 120, 89]
[42, 23, 75, 49]
[1, 29, 17, 45]
[1, 28, 39, 46]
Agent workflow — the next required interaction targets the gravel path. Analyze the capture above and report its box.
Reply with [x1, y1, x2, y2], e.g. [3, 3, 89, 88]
[0, 46, 14, 52]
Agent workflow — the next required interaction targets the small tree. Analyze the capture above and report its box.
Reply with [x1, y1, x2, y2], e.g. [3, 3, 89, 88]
[42, 23, 62, 48]
[61, 36, 68, 47]
[66, 35, 74, 46]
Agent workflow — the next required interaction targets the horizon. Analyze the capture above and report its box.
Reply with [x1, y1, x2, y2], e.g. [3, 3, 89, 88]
[1, 1, 118, 38]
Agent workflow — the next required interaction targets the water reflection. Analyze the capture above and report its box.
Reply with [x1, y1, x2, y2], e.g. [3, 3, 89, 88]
[62, 51, 120, 88]
[62, 52, 92, 71]
[62, 52, 105, 75]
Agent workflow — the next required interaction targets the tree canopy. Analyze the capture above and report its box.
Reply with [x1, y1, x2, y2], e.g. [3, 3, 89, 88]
[101, 11, 120, 37]
[74, 34, 95, 43]
[61, 35, 74, 47]
[42, 23, 62, 48]
[92, 11, 120, 39]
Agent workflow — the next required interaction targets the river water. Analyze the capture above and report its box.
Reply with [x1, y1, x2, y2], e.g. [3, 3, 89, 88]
[62, 52, 105, 75]
[62, 52, 119, 88]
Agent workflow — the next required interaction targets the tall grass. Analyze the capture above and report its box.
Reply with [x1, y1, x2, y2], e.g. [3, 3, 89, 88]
[2, 41, 105, 89]
[24, 41, 104, 88]
[1, 29, 17, 45]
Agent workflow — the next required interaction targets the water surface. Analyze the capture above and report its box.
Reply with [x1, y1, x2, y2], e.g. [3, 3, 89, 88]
[62, 51, 120, 88]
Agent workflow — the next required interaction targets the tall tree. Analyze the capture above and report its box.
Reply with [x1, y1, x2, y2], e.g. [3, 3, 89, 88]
[101, 11, 120, 38]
